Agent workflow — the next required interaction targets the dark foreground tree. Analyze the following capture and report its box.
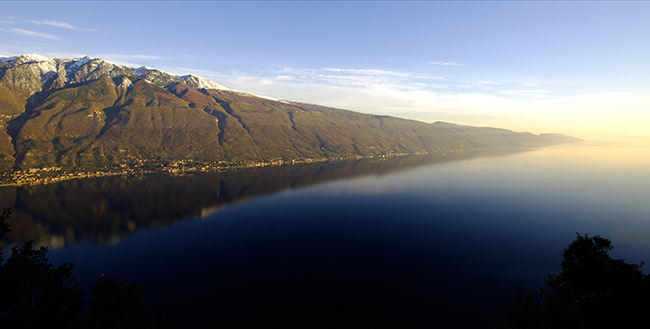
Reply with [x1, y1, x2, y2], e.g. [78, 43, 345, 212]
[0, 208, 84, 328]
[0, 208, 158, 328]
[0, 240, 84, 328]
[503, 233, 650, 329]
[88, 274, 144, 329]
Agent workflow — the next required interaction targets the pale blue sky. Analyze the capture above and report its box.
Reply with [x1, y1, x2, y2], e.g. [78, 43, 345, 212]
[2, 1, 649, 141]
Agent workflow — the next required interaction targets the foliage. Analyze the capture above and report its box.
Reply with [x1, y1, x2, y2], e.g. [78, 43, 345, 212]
[504, 233, 650, 329]
[0, 240, 83, 328]
[0, 208, 154, 328]
[88, 274, 144, 329]
[0, 208, 10, 245]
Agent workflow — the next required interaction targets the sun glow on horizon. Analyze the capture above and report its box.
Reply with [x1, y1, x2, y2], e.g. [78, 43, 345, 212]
[210, 69, 650, 143]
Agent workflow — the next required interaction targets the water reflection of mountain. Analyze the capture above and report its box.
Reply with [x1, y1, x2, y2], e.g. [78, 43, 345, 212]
[0, 149, 527, 247]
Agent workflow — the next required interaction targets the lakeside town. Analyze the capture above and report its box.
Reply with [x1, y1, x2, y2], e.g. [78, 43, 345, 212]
[0, 153, 425, 187]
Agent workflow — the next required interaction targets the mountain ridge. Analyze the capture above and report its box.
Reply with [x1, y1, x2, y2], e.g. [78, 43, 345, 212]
[0, 54, 581, 177]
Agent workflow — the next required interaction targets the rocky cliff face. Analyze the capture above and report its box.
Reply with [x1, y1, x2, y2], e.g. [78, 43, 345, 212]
[0, 54, 581, 171]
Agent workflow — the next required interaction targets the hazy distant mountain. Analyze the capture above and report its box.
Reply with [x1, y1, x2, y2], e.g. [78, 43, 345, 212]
[0, 54, 580, 171]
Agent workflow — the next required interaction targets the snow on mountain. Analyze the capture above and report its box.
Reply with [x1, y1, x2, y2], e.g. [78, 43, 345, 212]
[0, 53, 50, 65]
[115, 75, 133, 90]
[37, 60, 58, 78]
[253, 94, 290, 104]
[0, 54, 59, 83]
[131, 66, 148, 79]
[1, 54, 246, 98]
[178, 74, 234, 91]
[0, 56, 18, 63]
[24, 54, 50, 62]
[68, 56, 92, 70]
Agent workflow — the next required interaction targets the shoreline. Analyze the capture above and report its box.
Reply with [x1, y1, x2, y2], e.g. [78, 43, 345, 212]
[0, 152, 429, 187]
[1, 141, 582, 187]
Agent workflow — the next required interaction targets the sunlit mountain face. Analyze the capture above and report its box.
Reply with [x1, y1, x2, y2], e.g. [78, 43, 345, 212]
[0, 54, 579, 174]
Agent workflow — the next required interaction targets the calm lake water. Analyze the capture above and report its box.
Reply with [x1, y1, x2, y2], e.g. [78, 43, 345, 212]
[2, 142, 649, 328]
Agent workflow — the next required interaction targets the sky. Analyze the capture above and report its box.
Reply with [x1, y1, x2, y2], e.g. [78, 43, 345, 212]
[1, 1, 649, 142]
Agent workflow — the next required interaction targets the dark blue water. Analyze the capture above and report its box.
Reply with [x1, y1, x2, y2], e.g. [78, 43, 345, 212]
[5, 142, 650, 328]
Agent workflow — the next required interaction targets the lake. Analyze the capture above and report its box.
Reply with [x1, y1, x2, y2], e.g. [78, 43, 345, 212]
[2, 142, 649, 328]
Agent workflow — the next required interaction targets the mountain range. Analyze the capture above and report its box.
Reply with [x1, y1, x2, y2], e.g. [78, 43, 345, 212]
[0, 54, 580, 172]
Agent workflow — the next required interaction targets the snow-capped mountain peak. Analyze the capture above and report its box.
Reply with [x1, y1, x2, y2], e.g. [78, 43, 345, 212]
[0, 53, 51, 65]
[131, 66, 148, 79]
[68, 56, 93, 71]
[0, 54, 243, 100]
[24, 54, 51, 62]
[178, 74, 234, 91]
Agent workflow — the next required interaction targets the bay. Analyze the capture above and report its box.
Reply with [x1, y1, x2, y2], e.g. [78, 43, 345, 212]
[2, 142, 649, 328]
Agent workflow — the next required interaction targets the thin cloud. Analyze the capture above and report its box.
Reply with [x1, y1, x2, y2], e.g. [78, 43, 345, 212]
[100, 54, 164, 61]
[95, 54, 166, 68]
[170, 66, 225, 78]
[218, 68, 650, 141]
[270, 67, 444, 90]
[4, 28, 59, 40]
[322, 67, 410, 77]
[30, 19, 100, 33]
[500, 90, 552, 97]
[476, 80, 501, 85]
[429, 61, 464, 66]
[451, 80, 502, 90]
[183, 65, 645, 124]
[31, 19, 75, 29]
[275, 75, 295, 81]
[173, 65, 649, 141]
[0, 16, 18, 24]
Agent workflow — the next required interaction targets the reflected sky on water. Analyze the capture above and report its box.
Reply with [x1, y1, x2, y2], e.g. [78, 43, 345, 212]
[3, 142, 649, 328]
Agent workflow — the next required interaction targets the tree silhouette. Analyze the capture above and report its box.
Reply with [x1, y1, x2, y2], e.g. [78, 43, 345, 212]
[88, 274, 145, 329]
[504, 233, 650, 328]
[0, 241, 84, 328]
[0, 208, 154, 328]
[0, 208, 83, 328]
